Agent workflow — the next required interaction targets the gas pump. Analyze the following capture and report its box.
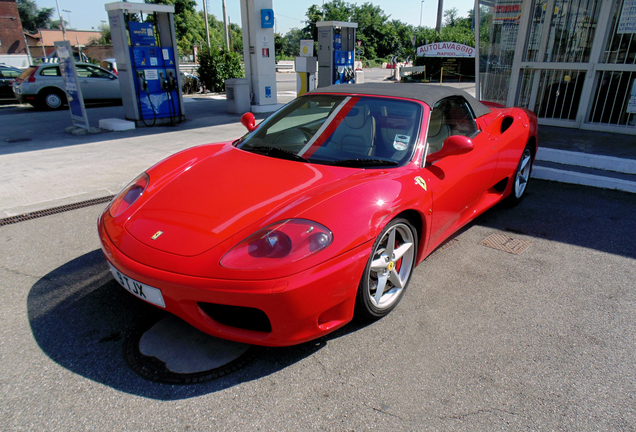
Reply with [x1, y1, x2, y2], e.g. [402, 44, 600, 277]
[316, 21, 357, 88]
[295, 40, 317, 97]
[105, 2, 185, 125]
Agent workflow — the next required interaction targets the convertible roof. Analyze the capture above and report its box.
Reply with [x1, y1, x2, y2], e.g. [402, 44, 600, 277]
[309, 83, 491, 118]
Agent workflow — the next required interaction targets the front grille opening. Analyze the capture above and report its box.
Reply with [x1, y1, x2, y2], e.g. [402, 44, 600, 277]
[198, 303, 272, 333]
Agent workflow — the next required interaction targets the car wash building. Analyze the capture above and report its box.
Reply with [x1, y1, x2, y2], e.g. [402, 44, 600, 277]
[479, 0, 636, 135]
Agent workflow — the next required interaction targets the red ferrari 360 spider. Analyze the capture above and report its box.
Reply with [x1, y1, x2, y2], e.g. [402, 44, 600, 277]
[99, 84, 538, 347]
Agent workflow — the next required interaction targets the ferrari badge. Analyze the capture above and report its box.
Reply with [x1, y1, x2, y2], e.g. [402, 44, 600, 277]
[151, 231, 163, 240]
[414, 176, 427, 191]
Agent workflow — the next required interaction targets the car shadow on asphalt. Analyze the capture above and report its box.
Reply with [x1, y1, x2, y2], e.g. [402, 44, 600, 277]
[26, 249, 372, 400]
[473, 180, 636, 260]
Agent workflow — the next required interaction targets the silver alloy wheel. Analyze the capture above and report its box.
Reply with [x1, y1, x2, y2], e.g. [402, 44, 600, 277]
[514, 148, 532, 198]
[366, 222, 415, 310]
[45, 92, 63, 109]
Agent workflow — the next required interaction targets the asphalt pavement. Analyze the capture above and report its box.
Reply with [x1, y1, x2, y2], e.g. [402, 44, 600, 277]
[1, 179, 635, 430]
[1, 69, 636, 430]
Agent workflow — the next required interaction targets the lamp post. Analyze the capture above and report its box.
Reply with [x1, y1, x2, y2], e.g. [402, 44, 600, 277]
[202, 0, 211, 49]
[55, 0, 66, 40]
[63, 9, 72, 29]
[435, 0, 443, 33]
[420, 0, 424, 28]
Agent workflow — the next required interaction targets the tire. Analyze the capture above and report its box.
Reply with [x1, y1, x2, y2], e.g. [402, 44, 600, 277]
[38, 89, 66, 110]
[356, 217, 418, 319]
[506, 144, 533, 206]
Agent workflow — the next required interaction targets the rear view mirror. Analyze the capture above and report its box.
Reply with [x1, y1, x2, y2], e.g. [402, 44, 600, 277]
[426, 135, 474, 164]
[241, 112, 257, 132]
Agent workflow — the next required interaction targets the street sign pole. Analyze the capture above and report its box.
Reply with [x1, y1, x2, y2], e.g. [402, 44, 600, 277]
[55, 40, 90, 131]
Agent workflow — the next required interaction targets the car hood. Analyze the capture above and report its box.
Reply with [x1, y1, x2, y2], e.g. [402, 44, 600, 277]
[125, 146, 356, 256]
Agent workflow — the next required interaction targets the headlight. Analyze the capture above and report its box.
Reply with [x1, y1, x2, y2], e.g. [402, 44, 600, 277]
[108, 172, 149, 217]
[220, 219, 333, 270]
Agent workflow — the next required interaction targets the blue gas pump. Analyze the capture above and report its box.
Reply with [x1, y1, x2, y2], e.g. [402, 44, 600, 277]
[106, 3, 184, 126]
[129, 22, 180, 125]
[332, 31, 354, 84]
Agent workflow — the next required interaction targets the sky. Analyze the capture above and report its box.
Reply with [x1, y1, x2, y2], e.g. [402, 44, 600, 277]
[37, 0, 477, 35]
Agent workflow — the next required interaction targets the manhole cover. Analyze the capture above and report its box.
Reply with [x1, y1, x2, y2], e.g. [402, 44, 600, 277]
[481, 233, 531, 255]
[124, 315, 257, 384]
[6, 138, 32, 143]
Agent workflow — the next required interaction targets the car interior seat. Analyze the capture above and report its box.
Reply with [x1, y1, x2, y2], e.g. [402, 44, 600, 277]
[427, 108, 450, 154]
[328, 104, 376, 156]
[376, 106, 417, 160]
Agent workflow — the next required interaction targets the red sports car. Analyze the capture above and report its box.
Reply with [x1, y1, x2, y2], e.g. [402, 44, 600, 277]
[99, 84, 537, 347]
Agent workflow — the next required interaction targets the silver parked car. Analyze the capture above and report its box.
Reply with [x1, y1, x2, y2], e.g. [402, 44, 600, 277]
[13, 62, 121, 110]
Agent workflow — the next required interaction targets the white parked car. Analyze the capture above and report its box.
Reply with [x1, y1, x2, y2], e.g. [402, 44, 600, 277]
[13, 62, 121, 110]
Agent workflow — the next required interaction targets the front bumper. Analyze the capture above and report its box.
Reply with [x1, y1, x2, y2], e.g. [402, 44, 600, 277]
[99, 218, 372, 347]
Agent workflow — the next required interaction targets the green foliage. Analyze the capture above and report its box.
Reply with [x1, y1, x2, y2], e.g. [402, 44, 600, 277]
[144, 0, 243, 57]
[89, 23, 112, 45]
[444, 8, 460, 27]
[145, 0, 205, 55]
[50, 19, 68, 30]
[197, 47, 244, 92]
[17, 0, 54, 33]
[198, 14, 245, 54]
[292, 0, 484, 67]
[276, 28, 312, 59]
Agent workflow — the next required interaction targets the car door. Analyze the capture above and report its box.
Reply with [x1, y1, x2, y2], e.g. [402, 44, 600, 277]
[76, 65, 120, 100]
[421, 96, 499, 251]
[0, 68, 21, 98]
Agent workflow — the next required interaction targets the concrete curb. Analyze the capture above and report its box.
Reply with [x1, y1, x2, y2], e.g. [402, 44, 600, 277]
[536, 148, 636, 175]
[531, 166, 636, 193]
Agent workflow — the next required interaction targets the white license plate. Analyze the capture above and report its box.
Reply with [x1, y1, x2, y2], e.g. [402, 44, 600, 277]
[108, 263, 166, 308]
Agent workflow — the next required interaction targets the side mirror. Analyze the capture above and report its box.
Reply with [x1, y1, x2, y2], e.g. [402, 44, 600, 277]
[241, 112, 257, 132]
[426, 135, 474, 164]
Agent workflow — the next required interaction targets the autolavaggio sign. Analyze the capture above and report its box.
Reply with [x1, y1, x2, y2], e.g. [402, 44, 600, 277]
[416, 42, 475, 57]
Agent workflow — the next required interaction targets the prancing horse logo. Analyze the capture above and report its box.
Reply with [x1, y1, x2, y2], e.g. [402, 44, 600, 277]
[151, 231, 163, 240]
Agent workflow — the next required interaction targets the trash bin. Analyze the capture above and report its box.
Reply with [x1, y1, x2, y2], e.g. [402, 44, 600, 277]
[355, 70, 364, 84]
[225, 78, 250, 114]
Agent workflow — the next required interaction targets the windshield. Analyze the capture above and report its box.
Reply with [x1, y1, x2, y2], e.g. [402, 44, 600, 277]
[237, 95, 422, 168]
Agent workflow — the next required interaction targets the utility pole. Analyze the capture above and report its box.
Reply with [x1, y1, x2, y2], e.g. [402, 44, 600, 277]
[203, 0, 211, 49]
[435, 0, 443, 33]
[223, 0, 230, 50]
[420, 0, 424, 28]
[55, 0, 66, 41]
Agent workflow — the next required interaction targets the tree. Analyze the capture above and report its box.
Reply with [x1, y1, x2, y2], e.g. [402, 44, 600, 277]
[17, 0, 54, 33]
[50, 19, 68, 31]
[444, 7, 459, 27]
[303, 0, 352, 39]
[352, 2, 391, 59]
[89, 23, 112, 45]
[302, 0, 391, 60]
[276, 28, 311, 59]
[294, 0, 480, 66]
[145, 0, 206, 55]
[197, 47, 243, 92]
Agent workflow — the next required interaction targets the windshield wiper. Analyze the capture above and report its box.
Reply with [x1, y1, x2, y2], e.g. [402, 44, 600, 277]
[248, 146, 308, 163]
[321, 158, 399, 168]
